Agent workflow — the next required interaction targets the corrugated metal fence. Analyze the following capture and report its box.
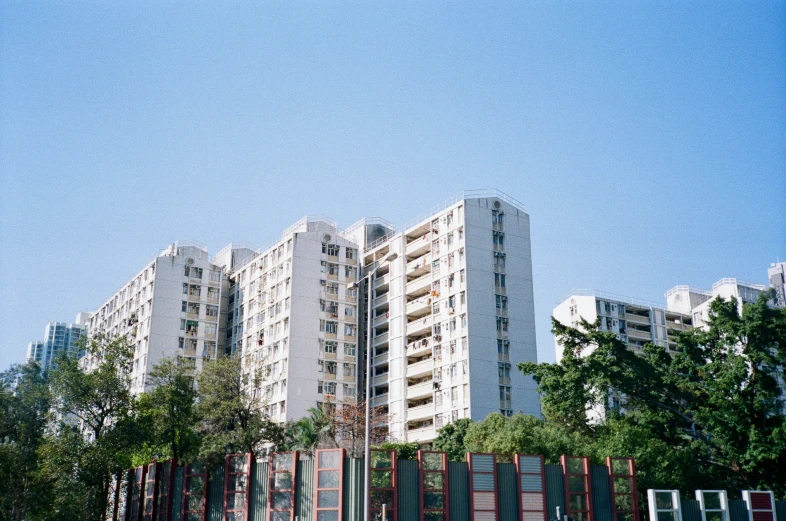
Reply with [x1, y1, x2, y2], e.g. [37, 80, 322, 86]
[115, 454, 785, 521]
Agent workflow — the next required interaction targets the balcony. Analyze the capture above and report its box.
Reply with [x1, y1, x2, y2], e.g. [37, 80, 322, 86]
[373, 313, 388, 327]
[372, 393, 389, 407]
[373, 293, 389, 308]
[373, 331, 389, 348]
[407, 358, 433, 378]
[407, 380, 434, 399]
[373, 350, 388, 365]
[407, 337, 432, 355]
[407, 255, 431, 278]
[406, 296, 432, 318]
[406, 235, 431, 258]
[407, 315, 433, 337]
[374, 274, 390, 292]
[626, 313, 651, 325]
[406, 425, 435, 443]
[405, 274, 432, 298]
[372, 374, 389, 386]
[407, 403, 434, 422]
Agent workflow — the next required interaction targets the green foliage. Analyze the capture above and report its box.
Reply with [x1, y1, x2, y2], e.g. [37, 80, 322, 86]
[465, 413, 590, 463]
[134, 357, 199, 463]
[431, 418, 472, 461]
[0, 361, 51, 521]
[196, 354, 286, 462]
[376, 441, 420, 460]
[520, 293, 786, 496]
[45, 334, 140, 521]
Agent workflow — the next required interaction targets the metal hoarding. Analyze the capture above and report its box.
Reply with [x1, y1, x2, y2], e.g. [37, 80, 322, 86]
[418, 451, 449, 521]
[182, 462, 210, 521]
[515, 455, 547, 521]
[314, 449, 345, 521]
[224, 454, 254, 521]
[268, 452, 298, 521]
[561, 456, 593, 521]
[467, 453, 499, 521]
[369, 449, 397, 521]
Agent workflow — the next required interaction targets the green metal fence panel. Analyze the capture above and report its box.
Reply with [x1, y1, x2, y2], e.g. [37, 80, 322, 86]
[342, 457, 364, 521]
[545, 464, 565, 521]
[172, 466, 184, 521]
[682, 499, 702, 521]
[248, 461, 269, 521]
[729, 499, 748, 521]
[295, 459, 315, 521]
[775, 501, 786, 521]
[207, 464, 226, 521]
[497, 463, 518, 521]
[448, 461, 470, 521]
[398, 459, 419, 521]
[590, 466, 613, 521]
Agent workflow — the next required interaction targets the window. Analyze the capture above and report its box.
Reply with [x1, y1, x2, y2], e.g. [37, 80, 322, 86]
[322, 243, 340, 256]
[343, 363, 355, 376]
[345, 265, 356, 279]
[181, 301, 188, 312]
[318, 380, 324, 394]
[496, 317, 508, 332]
[324, 382, 337, 395]
[346, 286, 358, 298]
[344, 343, 356, 356]
[495, 295, 508, 309]
[325, 341, 338, 354]
[343, 383, 356, 396]
[344, 324, 356, 337]
[185, 266, 203, 279]
[345, 248, 356, 260]
[345, 306, 355, 317]
[497, 339, 509, 356]
[327, 282, 339, 295]
[493, 231, 505, 247]
[328, 263, 339, 275]
[182, 283, 189, 295]
[325, 361, 337, 374]
[498, 363, 511, 378]
[494, 273, 506, 288]
[205, 323, 217, 336]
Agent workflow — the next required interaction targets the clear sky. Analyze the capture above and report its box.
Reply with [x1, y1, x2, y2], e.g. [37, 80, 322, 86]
[1, 2, 784, 371]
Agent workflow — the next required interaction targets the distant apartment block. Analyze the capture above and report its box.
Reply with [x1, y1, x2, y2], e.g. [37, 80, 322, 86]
[552, 291, 693, 362]
[26, 317, 88, 371]
[768, 262, 786, 307]
[665, 278, 767, 328]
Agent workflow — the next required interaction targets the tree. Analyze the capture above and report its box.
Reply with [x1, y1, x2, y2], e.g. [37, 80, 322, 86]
[464, 413, 590, 463]
[431, 418, 472, 461]
[375, 441, 420, 460]
[519, 293, 786, 496]
[0, 362, 51, 521]
[135, 357, 199, 463]
[196, 354, 285, 461]
[41, 334, 143, 520]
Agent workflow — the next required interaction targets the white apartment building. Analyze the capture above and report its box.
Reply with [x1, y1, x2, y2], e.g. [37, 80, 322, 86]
[73, 189, 540, 442]
[665, 278, 766, 328]
[345, 190, 541, 442]
[83, 241, 230, 394]
[553, 291, 694, 362]
[225, 217, 361, 423]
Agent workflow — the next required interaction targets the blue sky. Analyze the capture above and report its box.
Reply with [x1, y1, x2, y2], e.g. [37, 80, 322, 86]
[1, 2, 784, 371]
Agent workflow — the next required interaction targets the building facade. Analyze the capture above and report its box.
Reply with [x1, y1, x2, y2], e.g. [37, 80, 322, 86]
[225, 216, 361, 423]
[82, 241, 231, 394]
[26, 317, 87, 371]
[71, 189, 541, 442]
[347, 191, 541, 442]
[553, 291, 694, 362]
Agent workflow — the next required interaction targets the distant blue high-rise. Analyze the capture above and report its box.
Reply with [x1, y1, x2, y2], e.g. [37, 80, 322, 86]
[26, 316, 87, 371]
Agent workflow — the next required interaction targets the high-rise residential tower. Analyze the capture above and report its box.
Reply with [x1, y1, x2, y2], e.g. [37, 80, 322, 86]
[82, 241, 233, 394]
[346, 190, 541, 442]
[26, 317, 87, 371]
[768, 262, 786, 307]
